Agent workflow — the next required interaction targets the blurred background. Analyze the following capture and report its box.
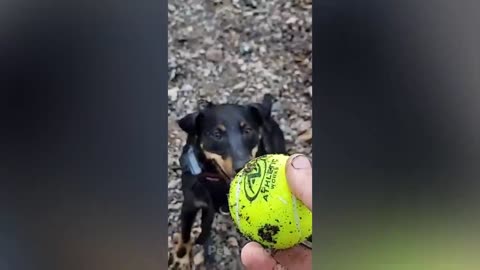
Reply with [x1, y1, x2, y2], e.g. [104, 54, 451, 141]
[315, 0, 480, 268]
[1, 1, 168, 270]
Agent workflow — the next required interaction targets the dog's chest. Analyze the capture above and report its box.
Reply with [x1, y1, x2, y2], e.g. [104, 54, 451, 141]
[198, 172, 229, 209]
[199, 172, 228, 192]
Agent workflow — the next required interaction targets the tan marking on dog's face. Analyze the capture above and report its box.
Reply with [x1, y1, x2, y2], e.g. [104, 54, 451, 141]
[251, 145, 259, 158]
[200, 143, 233, 177]
[217, 124, 226, 132]
[203, 150, 234, 178]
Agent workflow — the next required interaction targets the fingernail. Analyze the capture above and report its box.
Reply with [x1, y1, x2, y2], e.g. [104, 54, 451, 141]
[291, 155, 311, 169]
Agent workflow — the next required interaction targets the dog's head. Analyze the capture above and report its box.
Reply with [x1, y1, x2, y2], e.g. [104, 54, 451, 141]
[178, 99, 270, 179]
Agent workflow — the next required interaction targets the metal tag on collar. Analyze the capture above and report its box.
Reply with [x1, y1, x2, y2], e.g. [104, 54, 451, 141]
[184, 146, 202, 175]
[219, 205, 230, 216]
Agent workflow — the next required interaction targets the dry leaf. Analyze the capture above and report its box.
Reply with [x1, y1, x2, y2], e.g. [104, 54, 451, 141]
[298, 127, 312, 142]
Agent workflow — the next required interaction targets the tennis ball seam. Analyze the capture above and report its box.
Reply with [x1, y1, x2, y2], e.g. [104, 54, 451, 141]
[292, 194, 302, 243]
[234, 174, 242, 232]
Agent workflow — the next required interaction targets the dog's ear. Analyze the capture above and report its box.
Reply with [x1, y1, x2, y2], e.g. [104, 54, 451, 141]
[177, 112, 202, 135]
[261, 94, 275, 116]
[247, 104, 266, 126]
[248, 94, 275, 124]
[178, 101, 212, 135]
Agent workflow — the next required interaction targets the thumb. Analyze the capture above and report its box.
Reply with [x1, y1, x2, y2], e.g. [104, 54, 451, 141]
[285, 154, 312, 210]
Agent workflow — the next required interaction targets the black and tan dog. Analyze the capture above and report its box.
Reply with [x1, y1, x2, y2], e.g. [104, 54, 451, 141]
[169, 94, 286, 269]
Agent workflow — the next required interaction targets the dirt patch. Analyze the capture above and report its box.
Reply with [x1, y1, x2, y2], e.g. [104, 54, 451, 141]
[258, 224, 280, 244]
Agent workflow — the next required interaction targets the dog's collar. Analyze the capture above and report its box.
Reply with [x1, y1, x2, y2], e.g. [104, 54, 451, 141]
[199, 171, 223, 182]
[200, 158, 232, 183]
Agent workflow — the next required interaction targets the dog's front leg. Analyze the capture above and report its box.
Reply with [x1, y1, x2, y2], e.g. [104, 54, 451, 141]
[195, 203, 215, 245]
[196, 204, 216, 266]
[180, 202, 198, 246]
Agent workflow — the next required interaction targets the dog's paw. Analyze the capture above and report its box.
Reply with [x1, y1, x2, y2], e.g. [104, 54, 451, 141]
[168, 229, 202, 270]
[168, 232, 192, 270]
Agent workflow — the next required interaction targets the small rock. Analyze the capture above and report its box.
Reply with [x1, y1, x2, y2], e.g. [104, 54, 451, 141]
[219, 222, 228, 232]
[286, 17, 298, 25]
[254, 83, 264, 90]
[243, 0, 258, 8]
[227, 237, 239, 247]
[168, 87, 179, 101]
[272, 32, 283, 40]
[203, 37, 215, 45]
[203, 68, 211, 77]
[169, 68, 176, 81]
[168, 179, 180, 189]
[240, 42, 252, 55]
[198, 88, 209, 96]
[181, 84, 194, 92]
[294, 120, 311, 133]
[271, 101, 282, 113]
[298, 128, 312, 143]
[259, 45, 267, 54]
[206, 47, 223, 62]
[170, 202, 182, 210]
[168, 236, 173, 248]
[233, 81, 247, 91]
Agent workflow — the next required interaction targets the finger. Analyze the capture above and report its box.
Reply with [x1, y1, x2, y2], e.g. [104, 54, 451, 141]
[241, 242, 277, 270]
[286, 154, 312, 210]
[273, 244, 312, 269]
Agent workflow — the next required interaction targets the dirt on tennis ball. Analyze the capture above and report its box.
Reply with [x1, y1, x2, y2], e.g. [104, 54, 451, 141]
[228, 154, 312, 249]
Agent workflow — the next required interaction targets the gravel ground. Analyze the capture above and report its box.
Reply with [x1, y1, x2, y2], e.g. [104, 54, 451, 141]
[168, 0, 312, 268]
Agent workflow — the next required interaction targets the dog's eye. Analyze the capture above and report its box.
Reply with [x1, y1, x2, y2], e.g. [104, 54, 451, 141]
[212, 129, 223, 140]
[243, 127, 253, 135]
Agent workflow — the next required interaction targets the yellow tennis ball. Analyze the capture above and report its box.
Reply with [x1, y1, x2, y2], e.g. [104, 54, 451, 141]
[228, 154, 312, 249]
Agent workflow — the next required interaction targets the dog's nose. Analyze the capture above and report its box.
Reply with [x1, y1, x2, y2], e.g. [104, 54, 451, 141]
[233, 157, 249, 174]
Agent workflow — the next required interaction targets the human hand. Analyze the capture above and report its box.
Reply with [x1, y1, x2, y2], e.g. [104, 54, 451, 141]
[241, 154, 312, 270]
